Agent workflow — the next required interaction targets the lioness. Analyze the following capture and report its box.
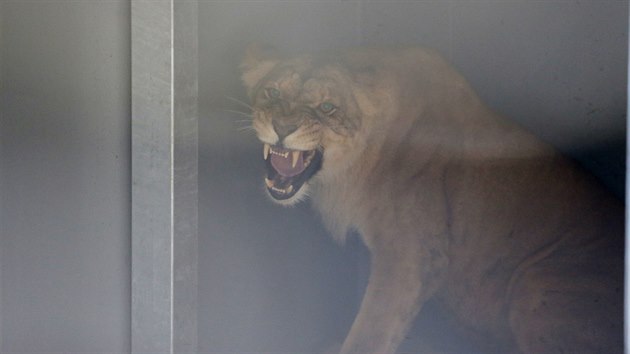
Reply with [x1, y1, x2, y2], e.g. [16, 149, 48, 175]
[241, 45, 624, 353]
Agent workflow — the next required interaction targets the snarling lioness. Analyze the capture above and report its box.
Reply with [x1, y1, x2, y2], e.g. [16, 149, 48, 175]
[241, 46, 624, 353]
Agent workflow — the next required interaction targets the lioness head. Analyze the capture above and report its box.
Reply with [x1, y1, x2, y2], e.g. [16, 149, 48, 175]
[241, 46, 375, 206]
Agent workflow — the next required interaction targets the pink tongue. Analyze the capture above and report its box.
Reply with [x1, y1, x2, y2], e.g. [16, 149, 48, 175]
[271, 148, 305, 177]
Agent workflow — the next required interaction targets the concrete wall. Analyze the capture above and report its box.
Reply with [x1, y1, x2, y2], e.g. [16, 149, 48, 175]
[198, 1, 626, 352]
[0, 1, 131, 352]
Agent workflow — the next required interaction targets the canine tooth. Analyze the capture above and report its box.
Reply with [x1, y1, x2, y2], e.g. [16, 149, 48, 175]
[291, 151, 300, 168]
[263, 144, 270, 160]
[287, 185, 294, 194]
[265, 178, 273, 188]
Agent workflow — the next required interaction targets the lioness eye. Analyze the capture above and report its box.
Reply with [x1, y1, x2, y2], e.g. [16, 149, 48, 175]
[265, 87, 281, 100]
[319, 102, 336, 114]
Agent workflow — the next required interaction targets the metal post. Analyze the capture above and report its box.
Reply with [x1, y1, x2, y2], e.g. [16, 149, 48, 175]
[131, 0, 198, 352]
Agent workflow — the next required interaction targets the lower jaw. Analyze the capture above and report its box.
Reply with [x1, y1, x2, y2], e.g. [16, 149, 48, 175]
[264, 177, 301, 200]
[268, 186, 298, 200]
[266, 182, 310, 205]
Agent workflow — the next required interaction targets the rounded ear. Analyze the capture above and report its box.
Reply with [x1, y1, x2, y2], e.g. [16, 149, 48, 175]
[241, 43, 280, 94]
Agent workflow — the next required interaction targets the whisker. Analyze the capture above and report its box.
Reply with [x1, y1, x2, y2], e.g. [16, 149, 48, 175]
[237, 125, 256, 132]
[222, 109, 253, 118]
[225, 95, 253, 110]
[233, 118, 255, 131]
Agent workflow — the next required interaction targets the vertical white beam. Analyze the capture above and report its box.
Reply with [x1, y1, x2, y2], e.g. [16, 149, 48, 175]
[131, 0, 198, 352]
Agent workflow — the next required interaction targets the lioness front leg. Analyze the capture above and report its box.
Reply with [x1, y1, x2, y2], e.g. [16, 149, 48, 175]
[340, 248, 441, 354]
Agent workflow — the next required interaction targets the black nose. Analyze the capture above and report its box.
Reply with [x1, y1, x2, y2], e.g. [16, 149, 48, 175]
[272, 120, 299, 141]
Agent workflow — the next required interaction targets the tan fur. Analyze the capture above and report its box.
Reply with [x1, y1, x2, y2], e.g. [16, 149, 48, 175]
[242, 46, 624, 353]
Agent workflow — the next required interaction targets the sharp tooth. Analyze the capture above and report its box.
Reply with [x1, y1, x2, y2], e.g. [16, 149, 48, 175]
[263, 144, 270, 160]
[291, 151, 300, 168]
[265, 178, 273, 188]
[287, 185, 294, 194]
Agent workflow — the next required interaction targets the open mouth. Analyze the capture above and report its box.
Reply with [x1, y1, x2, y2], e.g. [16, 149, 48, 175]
[262, 144, 323, 200]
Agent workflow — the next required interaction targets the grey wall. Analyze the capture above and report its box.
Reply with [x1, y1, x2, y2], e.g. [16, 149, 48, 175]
[198, 1, 626, 353]
[0, 1, 131, 352]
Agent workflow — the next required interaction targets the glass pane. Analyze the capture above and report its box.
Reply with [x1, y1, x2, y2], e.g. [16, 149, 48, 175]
[198, 1, 626, 353]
